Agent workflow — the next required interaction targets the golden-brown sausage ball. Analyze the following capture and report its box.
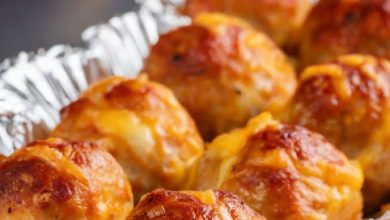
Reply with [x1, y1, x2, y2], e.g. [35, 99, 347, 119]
[183, 0, 312, 46]
[144, 13, 297, 141]
[283, 54, 390, 158]
[128, 189, 266, 220]
[300, 0, 390, 67]
[52, 76, 204, 200]
[196, 113, 363, 220]
[0, 138, 133, 220]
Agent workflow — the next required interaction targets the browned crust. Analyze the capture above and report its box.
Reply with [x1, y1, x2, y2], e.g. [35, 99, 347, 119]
[129, 190, 217, 220]
[301, 0, 390, 66]
[213, 190, 267, 219]
[245, 125, 345, 164]
[183, 0, 311, 46]
[0, 138, 133, 219]
[129, 189, 266, 220]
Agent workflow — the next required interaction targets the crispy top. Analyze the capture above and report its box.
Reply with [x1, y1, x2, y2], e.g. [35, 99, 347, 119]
[197, 113, 363, 220]
[301, 0, 390, 66]
[128, 189, 266, 220]
[0, 138, 133, 220]
[288, 54, 390, 157]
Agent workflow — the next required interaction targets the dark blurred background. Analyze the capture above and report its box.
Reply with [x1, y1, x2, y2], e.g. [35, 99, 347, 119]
[0, 0, 135, 60]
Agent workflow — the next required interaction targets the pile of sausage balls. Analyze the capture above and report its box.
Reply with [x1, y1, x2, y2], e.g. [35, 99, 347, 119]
[2, 0, 390, 219]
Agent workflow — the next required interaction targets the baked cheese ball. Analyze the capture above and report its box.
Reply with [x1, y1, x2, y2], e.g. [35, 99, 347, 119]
[52, 76, 204, 200]
[375, 212, 390, 220]
[144, 13, 297, 141]
[128, 189, 266, 220]
[300, 0, 390, 67]
[182, 0, 312, 46]
[283, 55, 390, 158]
[196, 113, 363, 220]
[0, 138, 133, 220]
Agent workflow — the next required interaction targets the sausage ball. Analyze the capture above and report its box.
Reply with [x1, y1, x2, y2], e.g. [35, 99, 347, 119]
[182, 0, 312, 46]
[0, 138, 133, 220]
[128, 189, 266, 220]
[52, 76, 204, 200]
[144, 13, 297, 141]
[283, 55, 390, 158]
[300, 0, 390, 67]
[196, 113, 363, 220]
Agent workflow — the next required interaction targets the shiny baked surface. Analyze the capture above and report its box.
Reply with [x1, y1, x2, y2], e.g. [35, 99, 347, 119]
[52, 76, 204, 200]
[0, 138, 133, 220]
[144, 13, 297, 141]
[283, 54, 390, 158]
[182, 0, 312, 46]
[196, 113, 363, 220]
[128, 189, 266, 220]
[300, 0, 390, 67]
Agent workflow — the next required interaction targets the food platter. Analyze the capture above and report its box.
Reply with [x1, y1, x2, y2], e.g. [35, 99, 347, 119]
[1, 0, 390, 219]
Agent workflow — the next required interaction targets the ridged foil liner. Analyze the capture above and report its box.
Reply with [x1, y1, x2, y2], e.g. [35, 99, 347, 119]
[0, 0, 189, 156]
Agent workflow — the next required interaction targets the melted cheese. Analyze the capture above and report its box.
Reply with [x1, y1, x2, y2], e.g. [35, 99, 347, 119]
[11, 146, 88, 185]
[301, 64, 352, 100]
[80, 76, 127, 98]
[194, 12, 253, 32]
[338, 54, 368, 67]
[184, 190, 217, 205]
[206, 112, 279, 187]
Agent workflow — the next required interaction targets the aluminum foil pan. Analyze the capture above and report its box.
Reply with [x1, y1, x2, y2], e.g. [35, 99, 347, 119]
[0, 1, 389, 218]
[0, 0, 189, 156]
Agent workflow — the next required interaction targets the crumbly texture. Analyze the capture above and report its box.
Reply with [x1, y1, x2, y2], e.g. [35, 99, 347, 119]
[52, 76, 204, 200]
[300, 0, 390, 67]
[144, 13, 297, 141]
[182, 0, 312, 46]
[283, 54, 390, 158]
[0, 138, 133, 220]
[196, 113, 363, 220]
[128, 189, 266, 220]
